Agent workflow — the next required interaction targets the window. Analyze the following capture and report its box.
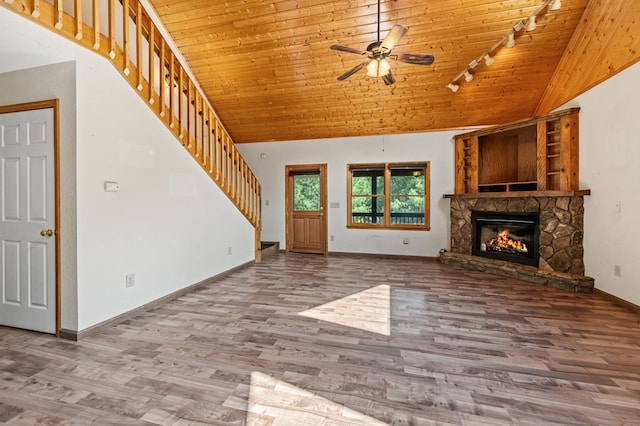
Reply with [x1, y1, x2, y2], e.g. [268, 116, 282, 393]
[347, 162, 430, 230]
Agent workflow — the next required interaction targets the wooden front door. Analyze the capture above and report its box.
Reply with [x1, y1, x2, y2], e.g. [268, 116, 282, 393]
[285, 164, 327, 254]
[0, 102, 58, 334]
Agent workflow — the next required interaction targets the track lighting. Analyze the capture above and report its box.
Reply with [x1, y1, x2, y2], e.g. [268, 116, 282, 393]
[484, 54, 494, 66]
[446, 0, 561, 93]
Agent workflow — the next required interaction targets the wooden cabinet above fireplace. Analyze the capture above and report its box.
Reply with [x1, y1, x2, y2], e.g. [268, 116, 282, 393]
[451, 108, 586, 197]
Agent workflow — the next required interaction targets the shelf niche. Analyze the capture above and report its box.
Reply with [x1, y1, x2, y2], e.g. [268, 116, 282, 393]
[453, 108, 581, 196]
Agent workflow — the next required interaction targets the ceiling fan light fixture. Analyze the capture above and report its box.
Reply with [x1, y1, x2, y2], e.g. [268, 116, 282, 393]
[526, 15, 537, 31]
[330, 0, 434, 83]
[549, 0, 561, 11]
[506, 32, 516, 48]
[447, 82, 460, 93]
[366, 58, 391, 77]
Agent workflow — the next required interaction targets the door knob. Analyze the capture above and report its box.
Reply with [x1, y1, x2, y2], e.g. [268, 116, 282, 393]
[40, 229, 54, 237]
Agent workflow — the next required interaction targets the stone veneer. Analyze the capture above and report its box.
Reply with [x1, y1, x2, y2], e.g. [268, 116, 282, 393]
[442, 195, 594, 293]
[450, 196, 585, 275]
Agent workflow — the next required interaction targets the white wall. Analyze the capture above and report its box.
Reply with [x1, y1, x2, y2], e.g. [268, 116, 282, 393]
[0, 8, 73, 73]
[74, 54, 255, 330]
[559, 61, 640, 306]
[0, 61, 79, 331]
[238, 133, 457, 257]
[1, 8, 256, 332]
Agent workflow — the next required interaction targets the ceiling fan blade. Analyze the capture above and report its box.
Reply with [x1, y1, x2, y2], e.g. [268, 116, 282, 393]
[395, 52, 435, 66]
[382, 70, 395, 86]
[380, 25, 408, 52]
[330, 45, 365, 55]
[337, 61, 369, 81]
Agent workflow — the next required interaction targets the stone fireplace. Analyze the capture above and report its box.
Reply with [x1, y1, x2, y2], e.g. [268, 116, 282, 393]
[440, 195, 594, 292]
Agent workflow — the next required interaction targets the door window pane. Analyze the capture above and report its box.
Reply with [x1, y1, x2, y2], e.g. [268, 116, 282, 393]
[293, 174, 320, 211]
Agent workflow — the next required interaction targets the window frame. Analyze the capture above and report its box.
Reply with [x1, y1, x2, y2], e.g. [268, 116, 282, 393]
[347, 161, 430, 230]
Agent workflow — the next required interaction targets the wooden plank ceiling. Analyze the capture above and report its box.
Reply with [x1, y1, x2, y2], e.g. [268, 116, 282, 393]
[147, 0, 591, 143]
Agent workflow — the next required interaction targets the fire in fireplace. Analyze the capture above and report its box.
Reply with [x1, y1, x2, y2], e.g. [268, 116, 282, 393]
[471, 211, 539, 267]
[487, 229, 528, 254]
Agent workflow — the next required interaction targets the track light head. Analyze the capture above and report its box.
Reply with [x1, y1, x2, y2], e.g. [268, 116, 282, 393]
[526, 15, 537, 31]
[463, 70, 474, 82]
[506, 32, 516, 48]
[484, 54, 495, 66]
[549, 0, 561, 11]
[447, 82, 460, 93]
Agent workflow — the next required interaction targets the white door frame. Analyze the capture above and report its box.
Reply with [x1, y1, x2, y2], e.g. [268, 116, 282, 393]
[0, 99, 61, 335]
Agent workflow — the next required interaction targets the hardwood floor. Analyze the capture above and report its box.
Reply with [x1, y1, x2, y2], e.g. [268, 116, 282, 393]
[1, 253, 640, 425]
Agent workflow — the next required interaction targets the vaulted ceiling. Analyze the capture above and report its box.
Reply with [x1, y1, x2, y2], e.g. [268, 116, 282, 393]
[3, 1, 636, 144]
[147, 0, 633, 143]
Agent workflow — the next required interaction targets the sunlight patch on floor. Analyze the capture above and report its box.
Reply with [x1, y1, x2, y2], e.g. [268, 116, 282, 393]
[246, 371, 388, 425]
[298, 284, 391, 336]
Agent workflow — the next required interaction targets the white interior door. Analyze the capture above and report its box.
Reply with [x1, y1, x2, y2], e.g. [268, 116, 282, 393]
[0, 107, 56, 334]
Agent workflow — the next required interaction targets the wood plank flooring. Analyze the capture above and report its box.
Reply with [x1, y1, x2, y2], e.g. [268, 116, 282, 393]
[2, 253, 640, 425]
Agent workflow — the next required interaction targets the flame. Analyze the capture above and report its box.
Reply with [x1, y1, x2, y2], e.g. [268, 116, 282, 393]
[488, 228, 528, 253]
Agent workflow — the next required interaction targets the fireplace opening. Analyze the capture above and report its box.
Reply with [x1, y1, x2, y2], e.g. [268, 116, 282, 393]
[471, 211, 539, 267]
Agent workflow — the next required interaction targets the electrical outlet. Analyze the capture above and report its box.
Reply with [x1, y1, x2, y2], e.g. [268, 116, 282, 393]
[614, 265, 622, 277]
[228, 246, 232, 255]
[330, 235, 335, 242]
[125, 273, 135, 288]
[104, 181, 120, 192]
[403, 238, 410, 245]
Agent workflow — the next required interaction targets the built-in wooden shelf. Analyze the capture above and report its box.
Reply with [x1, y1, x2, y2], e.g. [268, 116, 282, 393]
[478, 180, 538, 193]
[453, 108, 580, 196]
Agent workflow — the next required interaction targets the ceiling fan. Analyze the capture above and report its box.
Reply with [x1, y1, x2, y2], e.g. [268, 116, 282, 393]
[330, 0, 435, 85]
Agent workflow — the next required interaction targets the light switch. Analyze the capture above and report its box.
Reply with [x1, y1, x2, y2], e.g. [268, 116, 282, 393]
[104, 181, 120, 192]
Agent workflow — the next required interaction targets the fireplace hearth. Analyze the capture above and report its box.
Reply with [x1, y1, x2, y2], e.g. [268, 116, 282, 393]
[472, 211, 539, 267]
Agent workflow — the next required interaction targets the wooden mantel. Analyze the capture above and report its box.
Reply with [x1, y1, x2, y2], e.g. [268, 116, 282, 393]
[443, 189, 591, 199]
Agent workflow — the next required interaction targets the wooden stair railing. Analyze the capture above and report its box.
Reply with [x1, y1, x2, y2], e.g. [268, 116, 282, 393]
[2, 0, 262, 259]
